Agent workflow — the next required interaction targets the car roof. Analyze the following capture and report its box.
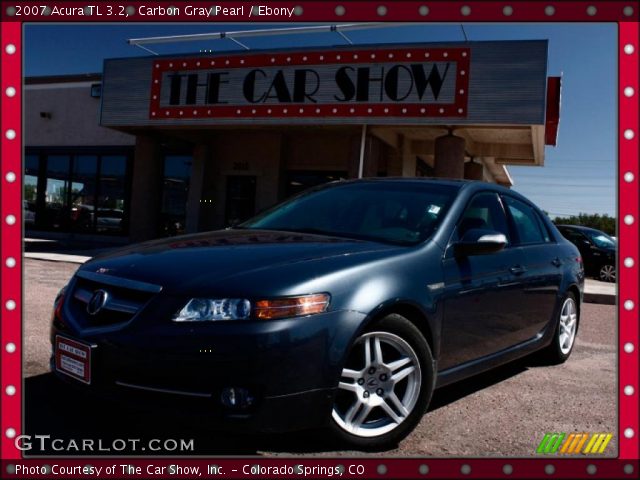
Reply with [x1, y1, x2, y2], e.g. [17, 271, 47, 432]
[334, 176, 515, 192]
[331, 177, 530, 203]
[336, 177, 469, 187]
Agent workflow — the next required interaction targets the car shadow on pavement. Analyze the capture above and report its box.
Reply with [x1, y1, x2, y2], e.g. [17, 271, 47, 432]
[428, 354, 544, 412]
[25, 356, 542, 456]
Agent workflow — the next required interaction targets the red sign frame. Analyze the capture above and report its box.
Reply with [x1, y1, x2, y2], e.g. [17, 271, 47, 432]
[148, 47, 470, 119]
[0, 1, 638, 477]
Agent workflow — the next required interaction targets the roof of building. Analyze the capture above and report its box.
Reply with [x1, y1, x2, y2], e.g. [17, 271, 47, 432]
[25, 73, 102, 85]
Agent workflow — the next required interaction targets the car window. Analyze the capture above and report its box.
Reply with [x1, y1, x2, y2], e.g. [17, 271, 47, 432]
[242, 182, 459, 246]
[559, 228, 588, 245]
[503, 196, 546, 245]
[534, 212, 553, 242]
[586, 231, 616, 248]
[457, 192, 510, 242]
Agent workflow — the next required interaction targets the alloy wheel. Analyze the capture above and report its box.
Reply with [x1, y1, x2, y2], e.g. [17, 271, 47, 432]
[332, 332, 422, 438]
[558, 297, 578, 355]
[599, 264, 615, 282]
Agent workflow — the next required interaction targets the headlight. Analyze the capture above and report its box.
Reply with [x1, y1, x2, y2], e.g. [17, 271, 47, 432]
[173, 293, 330, 322]
[173, 298, 251, 322]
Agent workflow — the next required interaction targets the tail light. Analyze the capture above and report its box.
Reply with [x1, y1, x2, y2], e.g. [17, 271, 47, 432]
[51, 287, 67, 325]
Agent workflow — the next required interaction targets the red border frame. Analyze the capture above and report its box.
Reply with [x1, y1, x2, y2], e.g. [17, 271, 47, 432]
[149, 47, 470, 119]
[1, 2, 638, 478]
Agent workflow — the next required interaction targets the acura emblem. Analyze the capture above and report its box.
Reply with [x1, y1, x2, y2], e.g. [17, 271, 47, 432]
[87, 289, 109, 315]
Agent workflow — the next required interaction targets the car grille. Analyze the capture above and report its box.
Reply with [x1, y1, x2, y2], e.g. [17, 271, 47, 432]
[68, 270, 162, 329]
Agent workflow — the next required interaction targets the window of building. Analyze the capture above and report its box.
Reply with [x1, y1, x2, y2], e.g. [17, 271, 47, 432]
[44, 155, 71, 230]
[161, 155, 192, 236]
[70, 155, 98, 232]
[24, 155, 39, 227]
[97, 156, 127, 234]
[24, 149, 132, 235]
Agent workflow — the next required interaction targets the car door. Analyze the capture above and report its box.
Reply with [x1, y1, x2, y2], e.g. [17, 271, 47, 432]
[440, 192, 527, 370]
[501, 195, 563, 343]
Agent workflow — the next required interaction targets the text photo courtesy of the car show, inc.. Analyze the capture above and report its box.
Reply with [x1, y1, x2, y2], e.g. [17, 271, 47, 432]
[2, 3, 638, 480]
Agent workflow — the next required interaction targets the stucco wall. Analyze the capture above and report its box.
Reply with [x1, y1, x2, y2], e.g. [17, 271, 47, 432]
[25, 82, 135, 147]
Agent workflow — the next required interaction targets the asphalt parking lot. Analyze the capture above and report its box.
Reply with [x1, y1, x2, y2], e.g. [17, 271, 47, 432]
[23, 258, 617, 457]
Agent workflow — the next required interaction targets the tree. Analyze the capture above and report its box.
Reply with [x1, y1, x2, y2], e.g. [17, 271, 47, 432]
[551, 213, 616, 236]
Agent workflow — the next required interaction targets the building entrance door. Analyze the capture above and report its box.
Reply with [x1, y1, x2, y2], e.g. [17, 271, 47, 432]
[225, 176, 256, 226]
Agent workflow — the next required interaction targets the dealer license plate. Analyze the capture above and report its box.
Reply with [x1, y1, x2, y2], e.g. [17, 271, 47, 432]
[55, 335, 91, 384]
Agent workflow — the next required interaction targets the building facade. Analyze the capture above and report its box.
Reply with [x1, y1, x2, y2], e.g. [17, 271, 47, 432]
[24, 40, 559, 243]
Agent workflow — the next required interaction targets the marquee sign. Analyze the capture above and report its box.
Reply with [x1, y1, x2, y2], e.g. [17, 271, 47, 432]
[148, 47, 470, 120]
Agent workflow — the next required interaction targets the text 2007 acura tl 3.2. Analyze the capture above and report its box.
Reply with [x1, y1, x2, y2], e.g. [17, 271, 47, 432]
[51, 179, 584, 449]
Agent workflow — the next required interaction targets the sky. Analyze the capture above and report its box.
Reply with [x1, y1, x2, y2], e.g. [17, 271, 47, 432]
[24, 23, 617, 218]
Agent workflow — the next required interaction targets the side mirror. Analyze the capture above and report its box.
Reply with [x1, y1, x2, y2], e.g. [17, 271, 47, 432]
[454, 228, 508, 257]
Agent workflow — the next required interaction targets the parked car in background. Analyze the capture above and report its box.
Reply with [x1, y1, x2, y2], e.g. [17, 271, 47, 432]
[96, 208, 124, 233]
[51, 179, 584, 449]
[556, 225, 616, 282]
[24, 200, 36, 226]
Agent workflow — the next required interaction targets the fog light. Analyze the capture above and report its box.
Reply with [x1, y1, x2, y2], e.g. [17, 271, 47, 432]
[220, 387, 254, 409]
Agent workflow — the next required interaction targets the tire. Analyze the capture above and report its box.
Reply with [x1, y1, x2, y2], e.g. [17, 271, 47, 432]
[598, 264, 616, 283]
[329, 314, 435, 450]
[540, 292, 579, 364]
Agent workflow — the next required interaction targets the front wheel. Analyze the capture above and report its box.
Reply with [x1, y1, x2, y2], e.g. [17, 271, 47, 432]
[329, 314, 435, 450]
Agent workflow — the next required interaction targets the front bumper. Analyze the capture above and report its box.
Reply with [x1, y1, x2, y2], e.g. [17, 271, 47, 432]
[50, 308, 366, 433]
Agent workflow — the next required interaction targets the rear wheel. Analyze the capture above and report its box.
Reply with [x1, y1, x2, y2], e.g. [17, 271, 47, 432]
[329, 314, 435, 450]
[540, 292, 579, 364]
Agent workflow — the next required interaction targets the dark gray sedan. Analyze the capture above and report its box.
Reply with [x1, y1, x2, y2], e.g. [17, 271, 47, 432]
[51, 178, 584, 449]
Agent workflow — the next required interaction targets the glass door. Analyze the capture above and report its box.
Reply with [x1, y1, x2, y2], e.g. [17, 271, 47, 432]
[225, 176, 256, 226]
[96, 155, 127, 235]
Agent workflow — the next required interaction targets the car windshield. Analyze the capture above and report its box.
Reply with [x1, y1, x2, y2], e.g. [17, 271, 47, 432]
[239, 181, 459, 246]
[586, 231, 616, 248]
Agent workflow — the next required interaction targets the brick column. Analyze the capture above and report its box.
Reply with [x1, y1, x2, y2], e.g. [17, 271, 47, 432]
[434, 133, 465, 179]
[464, 160, 484, 181]
[129, 135, 163, 242]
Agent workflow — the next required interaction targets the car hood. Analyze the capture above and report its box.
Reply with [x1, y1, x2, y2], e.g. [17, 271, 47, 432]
[79, 229, 403, 294]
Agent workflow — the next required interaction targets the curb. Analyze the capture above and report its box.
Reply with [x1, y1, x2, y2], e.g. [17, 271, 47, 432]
[25, 253, 91, 264]
[583, 292, 615, 306]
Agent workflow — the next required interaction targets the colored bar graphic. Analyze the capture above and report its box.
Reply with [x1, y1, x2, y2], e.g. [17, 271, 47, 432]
[583, 433, 599, 454]
[560, 433, 575, 453]
[537, 434, 552, 454]
[538, 432, 613, 455]
[597, 434, 613, 454]
[544, 434, 559, 453]
[550, 433, 565, 453]
[574, 433, 589, 453]
[568, 434, 585, 454]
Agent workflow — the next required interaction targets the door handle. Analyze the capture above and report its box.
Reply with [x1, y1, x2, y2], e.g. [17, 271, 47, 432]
[552, 257, 563, 267]
[509, 265, 527, 275]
